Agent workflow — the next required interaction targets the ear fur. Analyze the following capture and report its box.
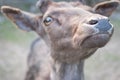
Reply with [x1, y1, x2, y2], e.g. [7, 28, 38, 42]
[93, 0, 120, 17]
[36, 0, 53, 13]
[1, 6, 38, 31]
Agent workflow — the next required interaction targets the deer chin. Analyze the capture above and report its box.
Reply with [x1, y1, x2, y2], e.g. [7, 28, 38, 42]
[81, 33, 112, 48]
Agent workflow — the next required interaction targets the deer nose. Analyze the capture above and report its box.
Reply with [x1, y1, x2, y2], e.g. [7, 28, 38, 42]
[88, 18, 112, 32]
[95, 19, 112, 32]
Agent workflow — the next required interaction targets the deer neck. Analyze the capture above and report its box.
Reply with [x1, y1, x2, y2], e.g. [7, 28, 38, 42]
[50, 60, 84, 80]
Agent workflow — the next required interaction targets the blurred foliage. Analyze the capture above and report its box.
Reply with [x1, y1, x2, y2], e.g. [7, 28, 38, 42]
[0, 16, 37, 45]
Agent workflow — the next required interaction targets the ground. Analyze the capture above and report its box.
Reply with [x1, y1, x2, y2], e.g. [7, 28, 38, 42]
[0, 13, 120, 80]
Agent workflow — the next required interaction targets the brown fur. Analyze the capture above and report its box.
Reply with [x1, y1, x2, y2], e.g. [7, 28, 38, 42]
[1, 0, 119, 80]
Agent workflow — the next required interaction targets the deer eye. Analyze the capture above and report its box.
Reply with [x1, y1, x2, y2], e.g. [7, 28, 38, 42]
[44, 16, 53, 26]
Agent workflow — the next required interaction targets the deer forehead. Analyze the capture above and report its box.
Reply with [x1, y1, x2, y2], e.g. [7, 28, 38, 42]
[46, 7, 92, 16]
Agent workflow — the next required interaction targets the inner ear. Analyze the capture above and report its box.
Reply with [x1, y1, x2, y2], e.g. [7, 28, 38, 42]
[93, 1, 120, 17]
[1, 6, 40, 32]
[36, 0, 53, 13]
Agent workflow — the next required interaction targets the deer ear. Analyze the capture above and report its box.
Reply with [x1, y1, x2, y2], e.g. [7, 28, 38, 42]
[93, 0, 120, 17]
[36, 0, 53, 13]
[1, 6, 39, 32]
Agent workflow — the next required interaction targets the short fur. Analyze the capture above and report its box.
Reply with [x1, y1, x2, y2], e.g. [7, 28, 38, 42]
[1, 0, 119, 80]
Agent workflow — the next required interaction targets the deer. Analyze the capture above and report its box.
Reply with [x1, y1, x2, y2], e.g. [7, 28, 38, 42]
[1, 0, 120, 80]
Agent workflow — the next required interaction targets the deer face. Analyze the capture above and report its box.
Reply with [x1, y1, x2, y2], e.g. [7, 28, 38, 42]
[41, 3, 113, 48]
[1, 0, 119, 63]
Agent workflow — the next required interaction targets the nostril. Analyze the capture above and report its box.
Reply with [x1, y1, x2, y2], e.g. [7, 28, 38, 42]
[88, 20, 98, 25]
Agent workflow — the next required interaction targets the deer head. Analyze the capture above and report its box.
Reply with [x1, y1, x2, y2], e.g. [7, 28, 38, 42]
[1, 0, 119, 63]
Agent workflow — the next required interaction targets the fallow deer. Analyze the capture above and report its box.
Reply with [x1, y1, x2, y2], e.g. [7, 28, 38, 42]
[1, 0, 119, 80]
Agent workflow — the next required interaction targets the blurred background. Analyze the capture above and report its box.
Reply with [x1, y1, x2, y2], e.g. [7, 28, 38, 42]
[0, 0, 120, 80]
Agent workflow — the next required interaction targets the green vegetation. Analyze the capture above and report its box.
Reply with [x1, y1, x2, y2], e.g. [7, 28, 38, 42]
[111, 18, 120, 27]
[0, 17, 37, 45]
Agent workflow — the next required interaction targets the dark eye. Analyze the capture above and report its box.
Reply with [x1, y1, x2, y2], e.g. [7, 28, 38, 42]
[44, 16, 53, 26]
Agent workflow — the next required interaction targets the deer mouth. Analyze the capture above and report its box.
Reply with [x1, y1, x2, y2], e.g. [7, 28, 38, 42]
[81, 24, 114, 48]
[81, 33, 112, 48]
